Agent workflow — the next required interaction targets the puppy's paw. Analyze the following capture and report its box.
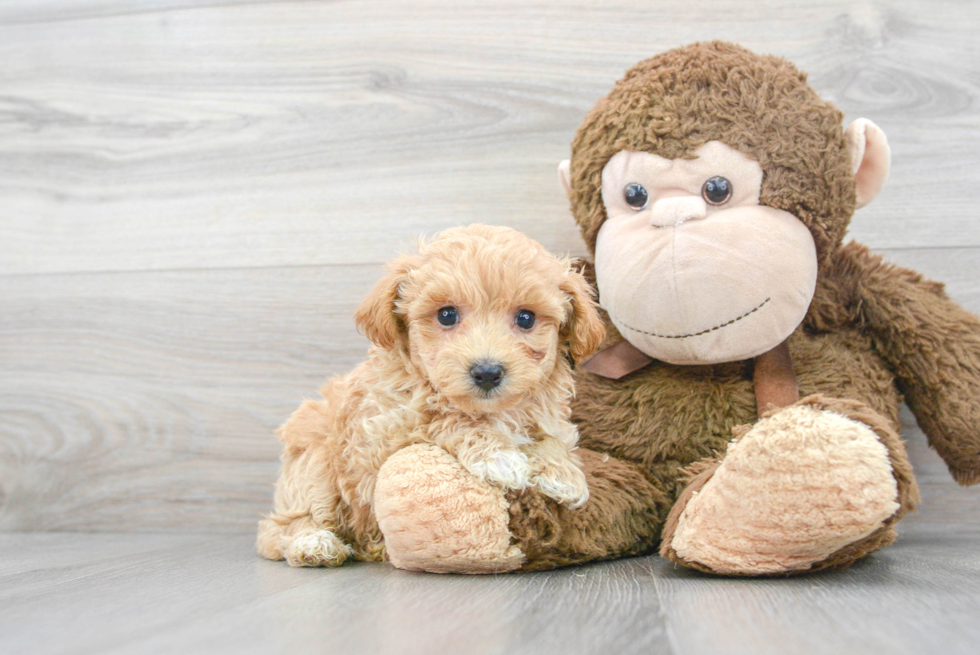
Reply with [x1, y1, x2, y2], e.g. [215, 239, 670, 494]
[285, 529, 354, 568]
[531, 461, 589, 508]
[466, 448, 531, 490]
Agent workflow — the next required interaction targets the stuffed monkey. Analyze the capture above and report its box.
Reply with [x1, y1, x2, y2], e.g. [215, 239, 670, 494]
[372, 42, 980, 575]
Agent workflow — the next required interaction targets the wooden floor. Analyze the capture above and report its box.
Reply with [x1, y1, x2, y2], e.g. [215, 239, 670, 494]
[2, 0, 980, 653]
[3, 499, 980, 655]
[2, 416, 979, 655]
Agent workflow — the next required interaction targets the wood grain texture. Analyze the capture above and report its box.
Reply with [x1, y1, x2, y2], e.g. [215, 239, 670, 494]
[0, 0, 979, 536]
[0, 264, 379, 530]
[0, 533, 671, 655]
[1, 521, 979, 655]
[1, 0, 979, 277]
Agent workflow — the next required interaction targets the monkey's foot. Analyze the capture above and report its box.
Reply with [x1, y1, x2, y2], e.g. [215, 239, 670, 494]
[660, 395, 919, 575]
[374, 444, 525, 574]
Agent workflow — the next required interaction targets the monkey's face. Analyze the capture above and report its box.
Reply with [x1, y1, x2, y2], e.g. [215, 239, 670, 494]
[593, 141, 818, 365]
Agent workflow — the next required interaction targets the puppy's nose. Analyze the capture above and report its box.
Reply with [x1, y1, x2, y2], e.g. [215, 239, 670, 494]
[470, 362, 505, 391]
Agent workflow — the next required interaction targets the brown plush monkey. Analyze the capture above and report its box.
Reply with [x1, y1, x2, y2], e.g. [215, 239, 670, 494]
[372, 41, 980, 575]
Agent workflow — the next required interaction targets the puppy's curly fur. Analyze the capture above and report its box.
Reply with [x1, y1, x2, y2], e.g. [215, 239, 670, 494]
[256, 224, 605, 567]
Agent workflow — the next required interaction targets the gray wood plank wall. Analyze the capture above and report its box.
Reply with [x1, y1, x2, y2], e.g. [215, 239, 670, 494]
[1, 0, 979, 533]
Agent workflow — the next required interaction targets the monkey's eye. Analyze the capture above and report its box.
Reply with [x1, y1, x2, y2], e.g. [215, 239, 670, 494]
[515, 309, 536, 330]
[437, 306, 459, 327]
[623, 183, 649, 210]
[702, 176, 733, 205]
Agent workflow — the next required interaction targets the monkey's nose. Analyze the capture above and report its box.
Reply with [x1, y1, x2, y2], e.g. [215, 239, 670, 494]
[650, 196, 707, 227]
[470, 362, 505, 391]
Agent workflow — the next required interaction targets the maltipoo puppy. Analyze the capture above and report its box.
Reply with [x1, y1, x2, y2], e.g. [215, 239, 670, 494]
[256, 224, 605, 567]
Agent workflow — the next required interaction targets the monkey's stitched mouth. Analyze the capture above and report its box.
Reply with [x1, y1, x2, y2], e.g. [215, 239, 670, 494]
[613, 297, 771, 339]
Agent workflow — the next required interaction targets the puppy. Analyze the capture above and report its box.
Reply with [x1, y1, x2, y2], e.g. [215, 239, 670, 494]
[256, 224, 605, 567]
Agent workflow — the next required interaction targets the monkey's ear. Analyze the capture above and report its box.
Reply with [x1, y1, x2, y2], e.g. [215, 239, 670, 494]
[354, 255, 416, 350]
[560, 264, 606, 363]
[845, 118, 891, 209]
[558, 160, 572, 199]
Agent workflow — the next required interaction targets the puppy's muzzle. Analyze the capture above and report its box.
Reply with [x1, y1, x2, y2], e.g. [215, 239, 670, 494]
[470, 361, 505, 392]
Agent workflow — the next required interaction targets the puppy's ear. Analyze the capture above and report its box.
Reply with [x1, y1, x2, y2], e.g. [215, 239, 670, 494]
[560, 263, 605, 363]
[354, 255, 417, 350]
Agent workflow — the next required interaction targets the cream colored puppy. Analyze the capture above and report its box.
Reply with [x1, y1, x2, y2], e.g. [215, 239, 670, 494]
[257, 224, 605, 567]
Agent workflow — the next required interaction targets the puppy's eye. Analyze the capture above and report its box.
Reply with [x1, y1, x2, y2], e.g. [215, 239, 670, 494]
[436, 306, 459, 327]
[624, 183, 649, 210]
[702, 176, 733, 205]
[515, 309, 536, 330]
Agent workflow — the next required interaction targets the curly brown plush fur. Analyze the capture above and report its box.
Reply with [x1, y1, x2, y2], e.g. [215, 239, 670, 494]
[568, 41, 855, 267]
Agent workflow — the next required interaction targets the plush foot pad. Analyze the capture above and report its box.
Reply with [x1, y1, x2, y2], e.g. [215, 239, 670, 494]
[375, 444, 525, 574]
[663, 399, 903, 575]
[285, 529, 354, 567]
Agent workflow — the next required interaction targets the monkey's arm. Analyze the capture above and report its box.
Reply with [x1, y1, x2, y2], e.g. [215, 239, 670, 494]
[833, 242, 980, 485]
